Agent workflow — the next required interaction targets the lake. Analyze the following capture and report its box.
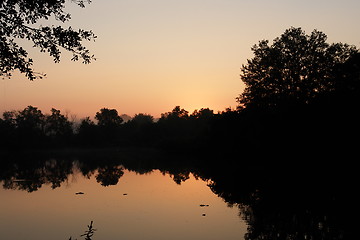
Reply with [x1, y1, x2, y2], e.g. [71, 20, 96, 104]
[0, 155, 247, 240]
[0, 149, 353, 240]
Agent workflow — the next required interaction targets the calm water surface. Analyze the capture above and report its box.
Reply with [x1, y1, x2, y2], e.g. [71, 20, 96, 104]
[0, 164, 247, 240]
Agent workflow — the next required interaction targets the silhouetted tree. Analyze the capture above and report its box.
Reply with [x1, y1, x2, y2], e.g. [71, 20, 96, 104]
[131, 113, 154, 126]
[2, 110, 17, 126]
[157, 106, 190, 150]
[77, 117, 98, 145]
[190, 108, 214, 120]
[160, 106, 189, 120]
[95, 108, 123, 127]
[0, 0, 96, 80]
[0, 110, 17, 144]
[125, 113, 156, 145]
[16, 106, 45, 128]
[237, 27, 358, 109]
[187, 108, 215, 148]
[94, 108, 123, 144]
[333, 52, 360, 102]
[45, 108, 73, 139]
[233, 28, 360, 158]
[78, 117, 95, 131]
[1, 107, 73, 147]
[0, 111, 17, 148]
[15, 106, 46, 144]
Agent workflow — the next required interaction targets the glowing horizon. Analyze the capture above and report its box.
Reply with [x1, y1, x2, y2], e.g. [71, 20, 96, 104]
[1, 0, 360, 119]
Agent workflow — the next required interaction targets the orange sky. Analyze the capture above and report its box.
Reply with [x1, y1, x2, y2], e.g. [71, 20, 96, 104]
[1, 0, 360, 119]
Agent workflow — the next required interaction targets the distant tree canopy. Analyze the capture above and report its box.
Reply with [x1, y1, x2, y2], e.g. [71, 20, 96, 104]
[95, 108, 123, 128]
[237, 27, 359, 109]
[160, 106, 189, 121]
[1, 106, 73, 146]
[16, 105, 45, 130]
[45, 108, 73, 137]
[131, 113, 154, 126]
[0, 0, 96, 80]
[190, 108, 214, 120]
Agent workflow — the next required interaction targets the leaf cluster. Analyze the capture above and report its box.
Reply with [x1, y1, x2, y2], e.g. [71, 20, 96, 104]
[0, 0, 96, 80]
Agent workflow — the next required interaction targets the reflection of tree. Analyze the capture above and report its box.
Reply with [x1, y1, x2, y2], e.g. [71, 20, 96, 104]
[206, 164, 353, 240]
[0, 152, 353, 240]
[161, 170, 190, 185]
[3, 178, 45, 193]
[171, 172, 190, 185]
[44, 159, 74, 189]
[0, 155, 128, 192]
[1, 158, 74, 192]
[241, 196, 348, 240]
[95, 166, 124, 187]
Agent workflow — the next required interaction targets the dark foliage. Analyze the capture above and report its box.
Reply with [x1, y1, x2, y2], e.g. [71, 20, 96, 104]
[0, 0, 96, 80]
[234, 27, 360, 160]
[237, 27, 357, 109]
[96, 165, 124, 186]
[93, 108, 123, 145]
[0, 106, 74, 148]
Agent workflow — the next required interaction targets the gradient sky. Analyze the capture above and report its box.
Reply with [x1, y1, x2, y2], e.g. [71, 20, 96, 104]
[1, 0, 360, 118]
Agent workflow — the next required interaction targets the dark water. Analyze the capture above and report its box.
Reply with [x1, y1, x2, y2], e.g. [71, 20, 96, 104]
[0, 149, 354, 240]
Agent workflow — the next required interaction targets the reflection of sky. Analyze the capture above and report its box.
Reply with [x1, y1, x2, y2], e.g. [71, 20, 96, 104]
[0, 169, 246, 240]
[1, 0, 360, 118]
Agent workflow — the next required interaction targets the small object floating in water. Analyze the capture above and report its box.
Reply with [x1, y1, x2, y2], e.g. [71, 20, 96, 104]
[75, 192, 84, 195]
[199, 204, 209, 207]
[123, 193, 128, 196]
[202, 214, 206, 217]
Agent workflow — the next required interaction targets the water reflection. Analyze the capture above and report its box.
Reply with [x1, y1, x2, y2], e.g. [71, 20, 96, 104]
[0, 150, 353, 240]
[0, 154, 194, 192]
[0, 151, 246, 240]
[95, 165, 124, 186]
[1, 158, 75, 192]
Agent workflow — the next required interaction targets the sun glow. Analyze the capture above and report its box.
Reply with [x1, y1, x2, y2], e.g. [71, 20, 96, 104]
[1, 0, 360, 118]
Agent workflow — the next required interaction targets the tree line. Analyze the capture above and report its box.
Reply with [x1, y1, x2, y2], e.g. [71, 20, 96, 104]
[0, 104, 230, 150]
[1, 27, 360, 159]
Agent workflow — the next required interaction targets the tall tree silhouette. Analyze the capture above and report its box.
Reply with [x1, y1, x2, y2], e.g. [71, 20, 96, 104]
[94, 108, 123, 144]
[0, 0, 96, 80]
[237, 27, 358, 109]
[45, 108, 73, 139]
[16, 105, 45, 139]
[95, 108, 123, 128]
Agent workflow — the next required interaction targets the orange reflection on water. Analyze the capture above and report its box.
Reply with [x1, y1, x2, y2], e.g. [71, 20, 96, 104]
[0, 169, 246, 240]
